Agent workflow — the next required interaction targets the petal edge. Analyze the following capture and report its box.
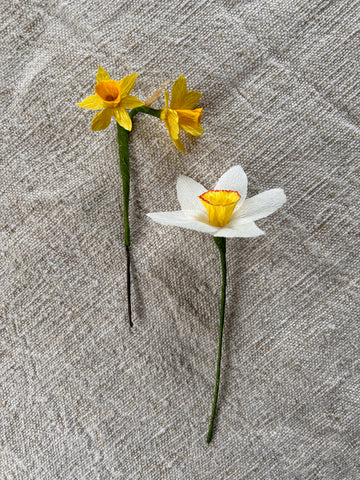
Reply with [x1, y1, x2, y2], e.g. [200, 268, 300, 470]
[234, 188, 286, 222]
[176, 175, 206, 212]
[214, 165, 248, 204]
[147, 211, 219, 235]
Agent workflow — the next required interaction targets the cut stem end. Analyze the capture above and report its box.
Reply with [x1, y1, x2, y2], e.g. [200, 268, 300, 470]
[126, 245, 133, 328]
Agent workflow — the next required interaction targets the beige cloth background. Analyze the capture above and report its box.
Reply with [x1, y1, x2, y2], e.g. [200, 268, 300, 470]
[1, 0, 359, 478]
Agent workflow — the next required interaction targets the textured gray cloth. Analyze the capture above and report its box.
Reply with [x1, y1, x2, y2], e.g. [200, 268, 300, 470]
[1, 0, 359, 478]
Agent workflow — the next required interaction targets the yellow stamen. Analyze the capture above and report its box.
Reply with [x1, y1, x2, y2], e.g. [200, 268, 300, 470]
[95, 80, 121, 105]
[199, 190, 240, 227]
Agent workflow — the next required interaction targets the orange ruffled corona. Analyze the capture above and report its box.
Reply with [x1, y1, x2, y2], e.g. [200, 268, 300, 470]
[199, 190, 241, 227]
[161, 74, 203, 153]
[76, 66, 144, 131]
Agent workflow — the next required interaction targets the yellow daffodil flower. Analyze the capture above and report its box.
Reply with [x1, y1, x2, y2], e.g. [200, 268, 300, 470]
[160, 74, 203, 153]
[76, 66, 144, 131]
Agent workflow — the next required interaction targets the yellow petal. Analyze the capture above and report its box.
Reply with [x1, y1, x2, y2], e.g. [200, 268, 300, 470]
[172, 136, 185, 154]
[77, 94, 104, 110]
[170, 74, 187, 109]
[177, 108, 203, 136]
[91, 109, 112, 131]
[164, 90, 169, 109]
[180, 123, 204, 136]
[113, 107, 132, 131]
[96, 65, 111, 83]
[161, 108, 179, 140]
[181, 90, 202, 110]
[199, 190, 241, 227]
[118, 73, 137, 98]
[170, 74, 202, 109]
[120, 95, 144, 109]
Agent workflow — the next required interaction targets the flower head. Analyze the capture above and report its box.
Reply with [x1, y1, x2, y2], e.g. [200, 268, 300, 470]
[76, 66, 144, 131]
[161, 74, 203, 153]
[147, 165, 286, 237]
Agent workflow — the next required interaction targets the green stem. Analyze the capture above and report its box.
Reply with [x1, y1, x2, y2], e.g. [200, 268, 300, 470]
[116, 107, 162, 327]
[116, 123, 131, 247]
[207, 236, 227, 444]
[129, 106, 162, 120]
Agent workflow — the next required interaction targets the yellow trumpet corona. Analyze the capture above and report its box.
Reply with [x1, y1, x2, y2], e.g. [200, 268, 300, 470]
[161, 74, 203, 153]
[199, 190, 241, 227]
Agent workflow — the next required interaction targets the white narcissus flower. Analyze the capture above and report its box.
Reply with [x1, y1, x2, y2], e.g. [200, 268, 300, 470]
[147, 165, 286, 237]
[147, 164, 286, 443]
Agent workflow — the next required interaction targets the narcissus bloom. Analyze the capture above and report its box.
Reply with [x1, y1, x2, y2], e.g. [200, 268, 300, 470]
[76, 66, 144, 131]
[147, 165, 286, 237]
[161, 74, 204, 153]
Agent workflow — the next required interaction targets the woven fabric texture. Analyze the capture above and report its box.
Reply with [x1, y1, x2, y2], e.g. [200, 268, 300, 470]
[1, 0, 359, 479]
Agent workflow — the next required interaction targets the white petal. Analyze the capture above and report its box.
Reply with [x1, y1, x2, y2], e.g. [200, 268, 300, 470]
[233, 188, 286, 222]
[214, 165, 248, 204]
[215, 220, 264, 238]
[176, 175, 206, 212]
[147, 211, 219, 235]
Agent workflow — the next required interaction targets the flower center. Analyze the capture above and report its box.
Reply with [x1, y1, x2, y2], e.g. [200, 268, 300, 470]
[199, 190, 241, 227]
[95, 80, 121, 104]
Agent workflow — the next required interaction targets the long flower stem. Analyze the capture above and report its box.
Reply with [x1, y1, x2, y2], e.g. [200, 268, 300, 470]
[207, 236, 227, 443]
[116, 107, 162, 327]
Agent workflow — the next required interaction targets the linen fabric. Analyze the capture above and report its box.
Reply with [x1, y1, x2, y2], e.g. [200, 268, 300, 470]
[1, 0, 359, 478]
